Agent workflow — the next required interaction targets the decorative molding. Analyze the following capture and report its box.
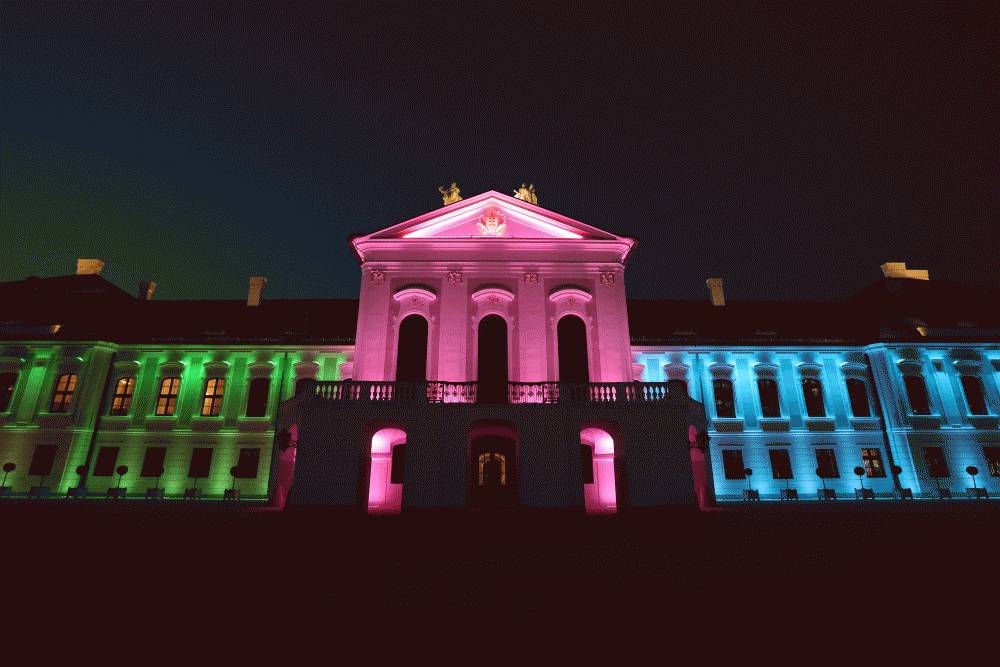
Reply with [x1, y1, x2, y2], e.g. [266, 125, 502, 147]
[203, 361, 230, 378]
[953, 359, 983, 375]
[368, 268, 386, 284]
[446, 271, 464, 285]
[158, 361, 185, 377]
[247, 361, 276, 378]
[599, 271, 616, 287]
[663, 362, 690, 381]
[708, 362, 735, 378]
[392, 286, 437, 304]
[0, 357, 27, 372]
[293, 360, 320, 380]
[796, 362, 823, 378]
[896, 359, 925, 376]
[840, 362, 869, 378]
[752, 363, 780, 379]
[523, 271, 539, 285]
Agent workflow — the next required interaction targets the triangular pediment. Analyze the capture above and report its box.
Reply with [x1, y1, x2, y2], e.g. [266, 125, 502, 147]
[364, 191, 621, 241]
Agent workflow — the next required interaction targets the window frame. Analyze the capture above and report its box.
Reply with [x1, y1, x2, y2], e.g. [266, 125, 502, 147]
[860, 448, 886, 478]
[713, 378, 736, 418]
[983, 447, 1000, 477]
[958, 374, 988, 416]
[845, 378, 872, 418]
[721, 449, 746, 480]
[109, 376, 136, 416]
[757, 377, 781, 418]
[768, 448, 793, 480]
[0, 371, 18, 413]
[801, 377, 826, 418]
[154, 377, 181, 416]
[49, 372, 78, 413]
[245, 377, 271, 417]
[200, 377, 226, 417]
[902, 373, 932, 416]
[815, 448, 840, 479]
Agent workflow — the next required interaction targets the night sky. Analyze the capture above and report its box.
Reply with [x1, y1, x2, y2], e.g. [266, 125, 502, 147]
[2, 1, 997, 302]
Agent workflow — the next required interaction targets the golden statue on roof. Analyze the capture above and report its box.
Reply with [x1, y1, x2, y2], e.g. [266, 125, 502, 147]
[438, 182, 462, 205]
[513, 183, 538, 205]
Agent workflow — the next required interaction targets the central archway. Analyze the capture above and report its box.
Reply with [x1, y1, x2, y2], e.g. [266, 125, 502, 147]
[396, 314, 428, 382]
[477, 315, 508, 403]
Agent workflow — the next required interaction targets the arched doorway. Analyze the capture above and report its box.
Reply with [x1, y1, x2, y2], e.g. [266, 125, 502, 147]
[396, 315, 428, 382]
[580, 427, 617, 514]
[368, 427, 407, 514]
[477, 315, 508, 403]
[470, 434, 517, 509]
[557, 315, 589, 383]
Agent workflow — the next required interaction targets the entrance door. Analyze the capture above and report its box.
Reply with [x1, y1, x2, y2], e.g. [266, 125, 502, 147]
[477, 315, 508, 403]
[470, 435, 517, 509]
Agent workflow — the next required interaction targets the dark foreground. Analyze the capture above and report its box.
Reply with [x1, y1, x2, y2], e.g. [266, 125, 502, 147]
[4, 500, 998, 646]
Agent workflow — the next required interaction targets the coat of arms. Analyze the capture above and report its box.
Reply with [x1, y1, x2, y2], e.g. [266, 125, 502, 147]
[477, 209, 506, 237]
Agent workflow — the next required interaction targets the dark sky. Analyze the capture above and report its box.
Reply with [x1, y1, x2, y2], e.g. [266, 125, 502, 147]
[2, 1, 997, 302]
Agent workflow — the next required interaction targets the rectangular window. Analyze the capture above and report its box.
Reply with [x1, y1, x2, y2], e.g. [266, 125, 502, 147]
[984, 447, 1000, 477]
[390, 443, 407, 484]
[960, 375, 988, 415]
[0, 372, 18, 412]
[155, 377, 181, 416]
[92, 446, 120, 477]
[28, 444, 58, 478]
[815, 448, 839, 478]
[846, 378, 871, 417]
[923, 446, 949, 478]
[713, 379, 735, 418]
[49, 373, 78, 413]
[245, 377, 271, 417]
[234, 448, 260, 479]
[580, 444, 594, 484]
[109, 377, 136, 416]
[722, 449, 745, 480]
[802, 378, 826, 417]
[188, 448, 213, 479]
[140, 447, 167, 478]
[768, 449, 793, 480]
[861, 448, 886, 478]
[757, 378, 781, 418]
[201, 378, 225, 417]
[904, 375, 931, 415]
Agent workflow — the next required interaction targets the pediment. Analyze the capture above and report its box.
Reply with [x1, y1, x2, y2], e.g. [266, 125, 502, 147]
[361, 191, 622, 242]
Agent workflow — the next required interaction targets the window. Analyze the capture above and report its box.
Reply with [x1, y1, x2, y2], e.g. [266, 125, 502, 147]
[201, 378, 225, 417]
[923, 446, 949, 478]
[903, 374, 931, 415]
[140, 447, 167, 478]
[757, 378, 781, 417]
[861, 448, 885, 478]
[92, 446, 120, 477]
[722, 449, 745, 480]
[984, 447, 1000, 477]
[846, 378, 871, 417]
[815, 449, 839, 478]
[155, 378, 180, 416]
[801, 378, 825, 417]
[109, 377, 136, 416]
[769, 449, 793, 480]
[0, 372, 17, 412]
[188, 448, 213, 479]
[580, 444, 595, 484]
[245, 377, 270, 417]
[390, 444, 406, 484]
[713, 379, 735, 418]
[960, 375, 988, 415]
[49, 373, 78, 413]
[28, 444, 58, 478]
[234, 448, 260, 479]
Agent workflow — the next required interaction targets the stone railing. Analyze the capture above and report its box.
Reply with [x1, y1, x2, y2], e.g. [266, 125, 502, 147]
[312, 381, 674, 405]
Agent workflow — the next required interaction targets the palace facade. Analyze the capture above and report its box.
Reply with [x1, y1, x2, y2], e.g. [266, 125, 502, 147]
[1, 191, 998, 510]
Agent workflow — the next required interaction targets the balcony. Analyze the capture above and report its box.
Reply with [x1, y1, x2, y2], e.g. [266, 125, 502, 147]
[312, 380, 673, 405]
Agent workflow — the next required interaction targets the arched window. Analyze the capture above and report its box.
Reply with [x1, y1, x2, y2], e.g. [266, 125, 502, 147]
[713, 378, 735, 418]
[757, 378, 780, 417]
[396, 314, 428, 382]
[960, 375, 988, 415]
[49, 373, 78, 413]
[155, 377, 181, 416]
[109, 377, 135, 416]
[557, 315, 589, 383]
[845, 378, 871, 417]
[903, 374, 931, 415]
[477, 315, 508, 403]
[245, 377, 271, 417]
[801, 378, 825, 417]
[0, 372, 17, 412]
[201, 378, 225, 416]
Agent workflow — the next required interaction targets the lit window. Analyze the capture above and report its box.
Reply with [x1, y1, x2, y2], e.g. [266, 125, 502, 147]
[109, 377, 135, 416]
[861, 448, 885, 478]
[722, 449, 745, 480]
[245, 377, 270, 417]
[155, 378, 180, 416]
[477, 452, 507, 486]
[983, 447, 1000, 477]
[815, 448, 839, 478]
[903, 374, 931, 415]
[769, 449, 792, 480]
[960, 375, 988, 415]
[713, 379, 735, 418]
[201, 378, 225, 416]
[0, 372, 17, 412]
[802, 378, 825, 417]
[49, 373, 78, 413]
[846, 378, 871, 417]
[757, 378, 780, 417]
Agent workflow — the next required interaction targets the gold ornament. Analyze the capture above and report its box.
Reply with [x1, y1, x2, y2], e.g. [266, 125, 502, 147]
[512, 183, 538, 205]
[438, 182, 462, 205]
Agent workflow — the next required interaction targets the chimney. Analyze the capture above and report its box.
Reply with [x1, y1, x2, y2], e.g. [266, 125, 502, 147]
[247, 276, 267, 307]
[76, 258, 105, 275]
[137, 281, 157, 301]
[706, 278, 726, 306]
[880, 262, 929, 281]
